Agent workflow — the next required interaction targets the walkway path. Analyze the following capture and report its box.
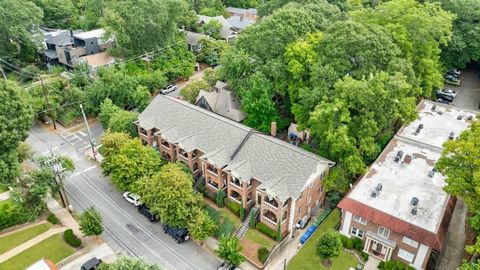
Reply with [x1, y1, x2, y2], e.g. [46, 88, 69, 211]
[46, 195, 83, 240]
[0, 226, 66, 263]
[0, 191, 10, 202]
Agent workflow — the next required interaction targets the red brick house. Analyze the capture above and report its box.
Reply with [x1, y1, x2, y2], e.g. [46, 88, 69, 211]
[136, 95, 334, 237]
[338, 100, 476, 269]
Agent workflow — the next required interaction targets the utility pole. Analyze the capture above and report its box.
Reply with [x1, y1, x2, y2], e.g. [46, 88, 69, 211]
[0, 63, 6, 80]
[47, 149, 70, 209]
[80, 104, 97, 161]
[39, 76, 57, 129]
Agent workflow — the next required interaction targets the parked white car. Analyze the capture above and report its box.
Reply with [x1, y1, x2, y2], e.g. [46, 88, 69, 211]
[440, 88, 457, 98]
[123, 192, 142, 207]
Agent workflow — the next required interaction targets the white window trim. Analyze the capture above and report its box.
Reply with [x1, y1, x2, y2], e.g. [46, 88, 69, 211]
[402, 236, 419, 248]
[353, 215, 367, 225]
[397, 248, 415, 263]
[351, 226, 364, 239]
[377, 226, 390, 238]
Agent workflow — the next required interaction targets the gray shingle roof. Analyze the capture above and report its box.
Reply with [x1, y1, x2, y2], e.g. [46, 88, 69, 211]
[195, 81, 246, 122]
[226, 7, 257, 15]
[184, 31, 211, 46]
[138, 95, 334, 200]
[226, 16, 254, 30]
[197, 15, 236, 39]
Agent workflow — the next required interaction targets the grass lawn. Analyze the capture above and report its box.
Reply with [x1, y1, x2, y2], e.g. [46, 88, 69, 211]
[0, 223, 52, 254]
[0, 198, 12, 208]
[245, 229, 275, 250]
[218, 207, 241, 228]
[0, 185, 7, 193]
[287, 209, 358, 270]
[0, 233, 75, 270]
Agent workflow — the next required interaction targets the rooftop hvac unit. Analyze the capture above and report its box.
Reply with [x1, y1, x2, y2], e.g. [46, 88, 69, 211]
[449, 132, 455, 140]
[411, 197, 419, 206]
[403, 154, 412, 165]
[370, 190, 378, 198]
[411, 207, 418, 215]
[468, 115, 474, 120]
[394, 150, 404, 162]
[431, 105, 436, 111]
[428, 170, 435, 178]
[457, 115, 463, 120]
[376, 183, 383, 192]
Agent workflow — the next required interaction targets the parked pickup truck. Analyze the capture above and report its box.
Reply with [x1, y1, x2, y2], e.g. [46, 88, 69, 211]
[163, 224, 189, 243]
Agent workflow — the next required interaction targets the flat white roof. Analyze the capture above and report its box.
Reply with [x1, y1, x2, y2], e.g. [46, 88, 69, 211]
[397, 101, 475, 149]
[348, 100, 476, 233]
[74, 29, 105, 40]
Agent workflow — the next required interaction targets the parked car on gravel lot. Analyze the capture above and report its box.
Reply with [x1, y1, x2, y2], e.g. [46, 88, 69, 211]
[436, 92, 454, 102]
[122, 191, 142, 207]
[138, 204, 159, 222]
[218, 262, 242, 270]
[439, 88, 457, 98]
[160, 84, 177, 95]
[81, 257, 102, 270]
[447, 69, 460, 77]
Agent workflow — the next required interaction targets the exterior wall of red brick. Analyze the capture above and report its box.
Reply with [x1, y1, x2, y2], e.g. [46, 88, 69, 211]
[340, 211, 432, 269]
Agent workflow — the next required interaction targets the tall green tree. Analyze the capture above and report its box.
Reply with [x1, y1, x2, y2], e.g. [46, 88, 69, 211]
[102, 138, 163, 190]
[435, 0, 480, 68]
[188, 209, 217, 242]
[101, 0, 189, 57]
[0, 0, 43, 62]
[216, 235, 245, 267]
[0, 81, 33, 184]
[351, 0, 454, 96]
[99, 98, 121, 128]
[200, 20, 223, 40]
[316, 230, 342, 265]
[79, 207, 104, 237]
[98, 257, 162, 270]
[33, 0, 77, 29]
[180, 80, 211, 103]
[108, 110, 140, 137]
[137, 163, 202, 228]
[239, 72, 280, 133]
[100, 132, 132, 157]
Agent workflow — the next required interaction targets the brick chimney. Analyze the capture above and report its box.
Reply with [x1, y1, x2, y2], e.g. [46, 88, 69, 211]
[271, 122, 277, 137]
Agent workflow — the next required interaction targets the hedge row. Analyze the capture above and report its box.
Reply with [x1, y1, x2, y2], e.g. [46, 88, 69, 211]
[205, 204, 235, 238]
[258, 247, 269, 263]
[0, 201, 44, 231]
[378, 260, 415, 270]
[227, 200, 241, 216]
[63, 229, 81, 248]
[256, 222, 277, 240]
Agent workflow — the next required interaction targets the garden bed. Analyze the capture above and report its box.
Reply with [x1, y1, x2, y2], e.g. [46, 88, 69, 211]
[287, 209, 359, 270]
[0, 233, 75, 270]
[240, 229, 276, 266]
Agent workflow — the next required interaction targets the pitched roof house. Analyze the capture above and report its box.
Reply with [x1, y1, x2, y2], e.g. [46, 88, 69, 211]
[226, 7, 258, 21]
[197, 15, 237, 41]
[136, 95, 334, 237]
[182, 30, 211, 53]
[195, 81, 246, 122]
[338, 100, 477, 269]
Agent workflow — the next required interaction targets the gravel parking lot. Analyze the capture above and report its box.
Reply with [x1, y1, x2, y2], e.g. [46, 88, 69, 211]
[448, 68, 480, 111]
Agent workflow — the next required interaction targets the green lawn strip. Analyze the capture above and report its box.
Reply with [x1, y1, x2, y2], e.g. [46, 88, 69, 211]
[0, 185, 7, 193]
[0, 223, 52, 254]
[0, 233, 75, 270]
[287, 208, 358, 270]
[245, 229, 275, 250]
[218, 207, 241, 228]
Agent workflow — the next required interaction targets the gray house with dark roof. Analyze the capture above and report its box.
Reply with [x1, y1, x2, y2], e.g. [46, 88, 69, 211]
[136, 95, 334, 238]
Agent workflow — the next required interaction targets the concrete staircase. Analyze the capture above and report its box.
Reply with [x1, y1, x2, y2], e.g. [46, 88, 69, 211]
[236, 206, 259, 239]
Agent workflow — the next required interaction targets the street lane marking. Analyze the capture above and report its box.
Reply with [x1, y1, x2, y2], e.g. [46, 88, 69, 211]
[83, 166, 96, 173]
[77, 131, 87, 136]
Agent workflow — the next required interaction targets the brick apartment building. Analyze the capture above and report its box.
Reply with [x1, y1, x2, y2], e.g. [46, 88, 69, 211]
[338, 100, 476, 269]
[136, 95, 334, 236]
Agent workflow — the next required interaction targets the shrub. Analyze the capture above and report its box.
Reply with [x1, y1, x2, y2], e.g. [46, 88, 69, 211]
[339, 234, 349, 247]
[352, 237, 363, 251]
[361, 251, 369, 262]
[249, 211, 256, 228]
[240, 204, 245, 220]
[345, 238, 354, 249]
[205, 204, 221, 223]
[256, 222, 277, 240]
[0, 201, 43, 230]
[378, 260, 415, 270]
[216, 190, 225, 208]
[63, 229, 81, 248]
[215, 216, 235, 238]
[227, 200, 241, 216]
[257, 247, 269, 263]
[47, 213, 59, 225]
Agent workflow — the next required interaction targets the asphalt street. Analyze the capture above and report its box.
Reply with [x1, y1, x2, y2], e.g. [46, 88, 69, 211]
[27, 123, 220, 270]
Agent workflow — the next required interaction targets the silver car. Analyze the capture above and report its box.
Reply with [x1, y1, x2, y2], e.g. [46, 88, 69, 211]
[160, 84, 177, 95]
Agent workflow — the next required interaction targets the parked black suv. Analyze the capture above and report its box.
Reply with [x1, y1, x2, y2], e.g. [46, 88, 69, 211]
[81, 257, 102, 270]
[436, 92, 453, 102]
[163, 224, 189, 243]
[138, 204, 159, 222]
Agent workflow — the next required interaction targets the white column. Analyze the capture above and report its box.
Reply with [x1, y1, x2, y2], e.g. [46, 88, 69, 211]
[288, 199, 296, 237]
[412, 244, 429, 270]
[363, 237, 371, 252]
[340, 211, 353, 236]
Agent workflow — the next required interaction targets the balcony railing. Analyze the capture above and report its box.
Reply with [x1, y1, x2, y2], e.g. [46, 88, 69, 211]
[230, 181, 242, 190]
[264, 201, 278, 211]
[262, 215, 277, 226]
[178, 153, 188, 161]
[206, 168, 218, 176]
[161, 143, 170, 150]
[229, 196, 241, 204]
[207, 182, 219, 190]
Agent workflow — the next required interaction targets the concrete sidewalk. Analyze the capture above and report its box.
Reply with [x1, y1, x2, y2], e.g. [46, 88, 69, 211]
[0, 226, 66, 263]
[46, 195, 84, 240]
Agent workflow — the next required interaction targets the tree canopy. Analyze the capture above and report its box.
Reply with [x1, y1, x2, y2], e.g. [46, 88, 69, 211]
[101, 0, 189, 57]
[98, 257, 161, 270]
[79, 207, 104, 237]
[216, 235, 245, 267]
[316, 230, 342, 261]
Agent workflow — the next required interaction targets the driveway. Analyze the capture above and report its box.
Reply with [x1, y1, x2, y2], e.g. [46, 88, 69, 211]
[27, 123, 220, 270]
[448, 68, 480, 111]
[166, 69, 205, 98]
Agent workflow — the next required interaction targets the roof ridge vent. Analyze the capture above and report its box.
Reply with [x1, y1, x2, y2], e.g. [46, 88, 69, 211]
[230, 129, 255, 160]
